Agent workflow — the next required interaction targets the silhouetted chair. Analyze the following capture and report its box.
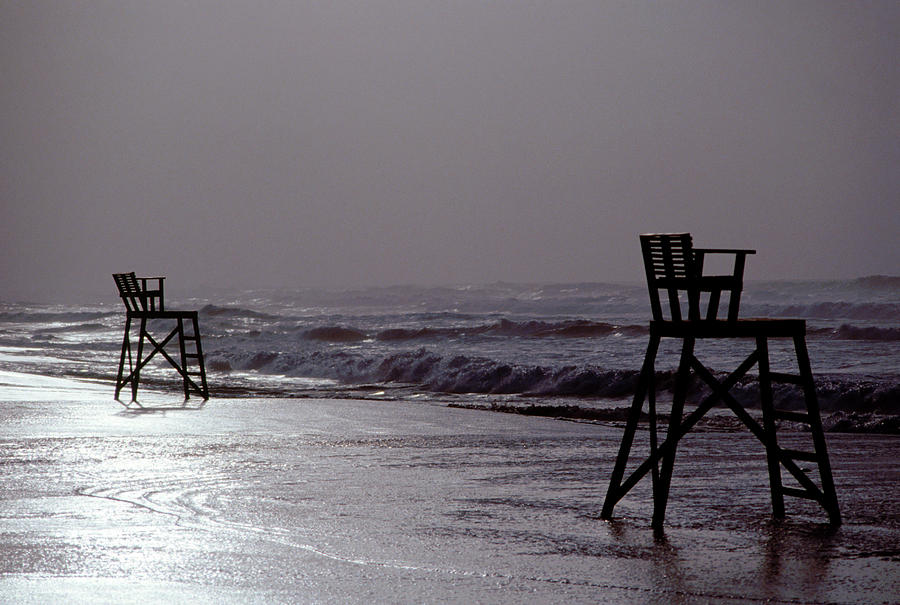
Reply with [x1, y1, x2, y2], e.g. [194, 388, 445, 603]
[601, 234, 839, 527]
[113, 273, 209, 402]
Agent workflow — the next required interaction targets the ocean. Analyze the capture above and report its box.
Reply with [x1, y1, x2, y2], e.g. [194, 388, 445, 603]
[1, 277, 898, 431]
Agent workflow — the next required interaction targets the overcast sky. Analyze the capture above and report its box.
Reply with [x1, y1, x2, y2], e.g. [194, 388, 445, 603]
[2, 1, 898, 302]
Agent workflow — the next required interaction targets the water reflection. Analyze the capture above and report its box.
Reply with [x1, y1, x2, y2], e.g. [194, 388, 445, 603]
[760, 520, 840, 603]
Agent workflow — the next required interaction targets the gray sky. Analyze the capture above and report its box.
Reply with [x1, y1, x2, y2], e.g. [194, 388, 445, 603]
[2, 1, 898, 302]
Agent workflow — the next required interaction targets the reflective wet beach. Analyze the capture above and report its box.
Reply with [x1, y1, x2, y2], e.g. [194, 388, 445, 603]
[1, 384, 898, 604]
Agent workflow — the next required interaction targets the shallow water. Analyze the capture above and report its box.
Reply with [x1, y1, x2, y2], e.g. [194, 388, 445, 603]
[1, 386, 898, 604]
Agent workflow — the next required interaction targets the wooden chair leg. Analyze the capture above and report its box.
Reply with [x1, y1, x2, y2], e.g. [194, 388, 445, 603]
[191, 315, 209, 399]
[177, 317, 189, 399]
[757, 336, 785, 518]
[602, 334, 660, 519]
[132, 317, 147, 401]
[653, 336, 694, 528]
[115, 316, 132, 401]
[648, 343, 660, 495]
[794, 335, 841, 525]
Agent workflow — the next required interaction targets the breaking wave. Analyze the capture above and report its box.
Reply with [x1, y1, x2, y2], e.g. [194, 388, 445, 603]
[757, 302, 900, 321]
[209, 347, 642, 396]
[830, 324, 900, 341]
[208, 347, 899, 416]
[199, 304, 281, 320]
[852, 275, 900, 289]
[33, 322, 107, 334]
[807, 324, 900, 341]
[0, 310, 114, 322]
[265, 319, 646, 344]
[375, 319, 632, 341]
[303, 327, 368, 342]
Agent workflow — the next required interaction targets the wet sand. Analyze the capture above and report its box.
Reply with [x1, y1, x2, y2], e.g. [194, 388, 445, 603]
[1, 377, 898, 604]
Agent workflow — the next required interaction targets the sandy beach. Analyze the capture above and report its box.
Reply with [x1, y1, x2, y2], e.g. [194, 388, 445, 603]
[1, 374, 898, 604]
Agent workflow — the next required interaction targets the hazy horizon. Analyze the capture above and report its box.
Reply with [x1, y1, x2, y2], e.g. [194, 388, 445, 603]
[3, 1, 898, 303]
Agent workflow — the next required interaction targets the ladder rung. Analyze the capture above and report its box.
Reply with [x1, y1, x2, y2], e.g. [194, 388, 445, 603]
[781, 487, 819, 501]
[769, 372, 805, 385]
[782, 448, 819, 462]
[183, 336, 198, 341]
[184, 353, 201, 358]
[773, 410, 811, 423]
[186, 371, 205, 376]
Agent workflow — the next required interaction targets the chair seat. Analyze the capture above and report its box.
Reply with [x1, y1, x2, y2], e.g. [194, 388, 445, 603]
[650, 318, 806, 339]
[125, 309, 198, 319]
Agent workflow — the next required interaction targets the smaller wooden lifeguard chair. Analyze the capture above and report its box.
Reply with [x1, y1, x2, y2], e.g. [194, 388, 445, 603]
[601, 234, 839, 527]
[113, 273, 209, 402]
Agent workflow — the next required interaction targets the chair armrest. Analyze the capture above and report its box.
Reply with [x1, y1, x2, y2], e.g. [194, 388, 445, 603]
[692, 250, 754, 322]
[139, 277, 166, 312]
[693, 249, 754, 279]
[693, 248, 756, 255]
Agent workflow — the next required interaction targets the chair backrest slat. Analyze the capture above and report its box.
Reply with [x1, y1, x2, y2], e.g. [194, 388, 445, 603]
[114, 273, 166, 313]
[641, 233, 697, 322]
[113, 272, 146, 312]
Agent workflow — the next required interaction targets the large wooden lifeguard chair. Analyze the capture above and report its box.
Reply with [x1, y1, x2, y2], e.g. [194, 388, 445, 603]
[113, 273, 209, 402]
[601, 234, 839, 527]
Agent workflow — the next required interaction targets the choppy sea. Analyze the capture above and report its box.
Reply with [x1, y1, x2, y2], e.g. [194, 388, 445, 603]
[1, 277, 898, 432]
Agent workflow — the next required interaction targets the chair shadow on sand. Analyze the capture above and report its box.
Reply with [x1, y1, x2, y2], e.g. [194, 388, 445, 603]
[115, 397, 208, 415]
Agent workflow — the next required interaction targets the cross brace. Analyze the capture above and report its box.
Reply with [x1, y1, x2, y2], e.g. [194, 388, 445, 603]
[115, 314, 209, 404]
[602, 334, 840, 527]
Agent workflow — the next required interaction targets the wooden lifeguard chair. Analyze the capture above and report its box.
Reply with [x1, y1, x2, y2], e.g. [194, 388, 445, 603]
[113, 273, 209, 402]
[601, 234, 839, 527]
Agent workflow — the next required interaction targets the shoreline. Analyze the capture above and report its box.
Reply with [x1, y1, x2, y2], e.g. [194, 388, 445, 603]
[3, 367, 898, 435]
